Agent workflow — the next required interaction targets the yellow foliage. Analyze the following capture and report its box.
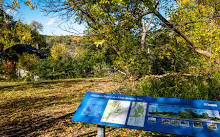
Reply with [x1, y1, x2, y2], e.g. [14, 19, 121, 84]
[17, 53, 39, 70]
[170, 0, 220, 60]
[50, 44, 67, 60]
[72, 36, 81, 44]
[95, 40, 105, 47]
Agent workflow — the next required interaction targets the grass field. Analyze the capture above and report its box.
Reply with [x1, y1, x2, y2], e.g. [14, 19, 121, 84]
[0, 78, 177, 137]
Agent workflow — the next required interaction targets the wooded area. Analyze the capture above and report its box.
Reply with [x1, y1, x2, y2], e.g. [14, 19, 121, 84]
[0, 0, 219, 93]
[0, 0, 219, 97]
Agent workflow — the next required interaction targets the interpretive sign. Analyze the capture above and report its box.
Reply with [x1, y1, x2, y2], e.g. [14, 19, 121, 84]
[72, 92, 220, 137]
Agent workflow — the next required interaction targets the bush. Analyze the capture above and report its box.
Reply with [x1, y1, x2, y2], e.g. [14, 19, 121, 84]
[1, 60, 17, 79]
[136, 74, 220, 101]
[0, 59, 3, 75]
[33, 57, 93, 80]
[17, 53, 40, 71]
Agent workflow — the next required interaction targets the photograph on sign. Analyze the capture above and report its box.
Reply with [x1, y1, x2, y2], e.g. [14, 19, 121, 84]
[180, 120, 190, 127]
[127, 102, 148, 127]
[171, 120, 180, 126]
[148, 104, 220, 123]
[162, 119, 170, 124]
[101, 100, 130, 125]
[148, 117, 156, 123]
[207, 123, 218, 130]
[193, 122, 203, 128]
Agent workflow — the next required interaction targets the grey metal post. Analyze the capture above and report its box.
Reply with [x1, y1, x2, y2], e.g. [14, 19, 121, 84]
[97, 125, 105, 137]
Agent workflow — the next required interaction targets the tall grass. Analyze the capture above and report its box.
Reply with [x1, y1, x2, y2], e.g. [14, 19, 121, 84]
[137, 73, 220, 101]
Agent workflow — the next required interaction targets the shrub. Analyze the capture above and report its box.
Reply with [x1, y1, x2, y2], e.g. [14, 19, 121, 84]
[1, 59, 17, 79]
[50, 43, 67, 60]
[0, 59, 3, 75]
[33, 57, 93, 80]
[17, 53, 40, 71]
[136, 74, 220, 101]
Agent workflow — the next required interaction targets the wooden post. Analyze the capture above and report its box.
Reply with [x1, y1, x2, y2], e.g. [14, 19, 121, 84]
[97, 125, 105, 137]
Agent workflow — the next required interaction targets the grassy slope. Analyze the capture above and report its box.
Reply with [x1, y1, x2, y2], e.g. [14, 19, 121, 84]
[0, 78, 175, 137]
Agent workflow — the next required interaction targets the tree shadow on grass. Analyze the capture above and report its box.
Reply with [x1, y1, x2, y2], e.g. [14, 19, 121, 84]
[0, 95, 77, 136]
[0, 96, 72, 115]
[0, 79, 83, 92]
[0, 78, 117, 136]
[0, 78, 113, 92]
[1, 111, 76, 136]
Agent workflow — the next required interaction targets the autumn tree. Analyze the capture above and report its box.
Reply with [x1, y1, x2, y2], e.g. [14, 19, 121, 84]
[144, 0, 220, 67]
[169, 0, 220, 71]
[29, 21, 47, 49]
[42, 0, 165, 78]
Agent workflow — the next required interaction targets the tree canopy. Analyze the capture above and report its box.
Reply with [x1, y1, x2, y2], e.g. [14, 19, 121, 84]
[1, 0, 219, 78]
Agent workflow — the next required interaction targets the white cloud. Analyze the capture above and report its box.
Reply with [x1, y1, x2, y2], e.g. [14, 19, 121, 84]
[6, 9, 18, 16]
[166, 17, 171, 20]
[46, 18, 56, 26]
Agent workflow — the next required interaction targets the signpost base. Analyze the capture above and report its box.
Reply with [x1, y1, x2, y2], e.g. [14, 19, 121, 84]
[97, 125, 105, 137]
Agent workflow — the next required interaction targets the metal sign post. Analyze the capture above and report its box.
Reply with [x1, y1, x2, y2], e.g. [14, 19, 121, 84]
[97, 125, 105, 137]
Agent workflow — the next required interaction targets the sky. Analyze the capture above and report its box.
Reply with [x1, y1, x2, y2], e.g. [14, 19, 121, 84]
[4, 0, 174, 36]
[6, 2, 86, 36]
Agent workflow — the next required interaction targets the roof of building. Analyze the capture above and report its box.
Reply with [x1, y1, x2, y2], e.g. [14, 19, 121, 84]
[3, 44, 50, 61]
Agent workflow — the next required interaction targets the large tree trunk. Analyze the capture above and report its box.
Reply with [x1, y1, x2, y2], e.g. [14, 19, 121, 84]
[141, 13, 154, 50]
[141, 0, 160, 50]
[144, 1, 220, 65]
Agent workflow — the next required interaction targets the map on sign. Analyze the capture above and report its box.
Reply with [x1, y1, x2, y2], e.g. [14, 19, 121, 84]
[101, 100, 130, 125]
[127, 102, 148, 127]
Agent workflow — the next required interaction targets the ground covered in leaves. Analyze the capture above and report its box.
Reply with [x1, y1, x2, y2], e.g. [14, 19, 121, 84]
[0, 78, 181, 137]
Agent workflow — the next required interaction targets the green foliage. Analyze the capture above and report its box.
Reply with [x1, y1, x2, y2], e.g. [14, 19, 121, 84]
[17, 53, 40, 71]
[168, 0, 220, 68]
[1, 19, 33, 49]
[33, 57, 93, 80]
[145, 31, 205, 75]
[44, 0, 147, 77]
[0, 9, 46, 50]
[137, 74, 220, 101]
[0, 59, 3, 76]
[50, 43, 68, 60]
[29, 21, 43, 32]
[29, 21, 47, 50]
[112, 33, 150, 78]
[44, 35, 77, 54]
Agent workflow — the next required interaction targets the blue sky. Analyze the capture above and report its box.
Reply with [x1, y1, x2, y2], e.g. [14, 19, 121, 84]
[5, 0, 174, 36]
[6, 2, 86, 36]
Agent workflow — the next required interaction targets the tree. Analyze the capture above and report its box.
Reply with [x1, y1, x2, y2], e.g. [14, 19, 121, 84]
[17, 53, 39, 71]
[42, 0, 164, 78]
[144, 0, 220, 66]
[30, 21, 43, 32]
[202, 112, 209, 119]
[0, 18, 33, 49]
[50, 43, 67, 60]
[0, 0, 45, 49]
[168, 0, 220, 70]
[29, 21, 47, 49]
[15, 0, 218, 77]
[0, 9, 46, 50]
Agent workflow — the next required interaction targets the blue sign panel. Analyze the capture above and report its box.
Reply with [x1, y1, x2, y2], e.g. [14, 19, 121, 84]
[72, 92, 220, 137]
